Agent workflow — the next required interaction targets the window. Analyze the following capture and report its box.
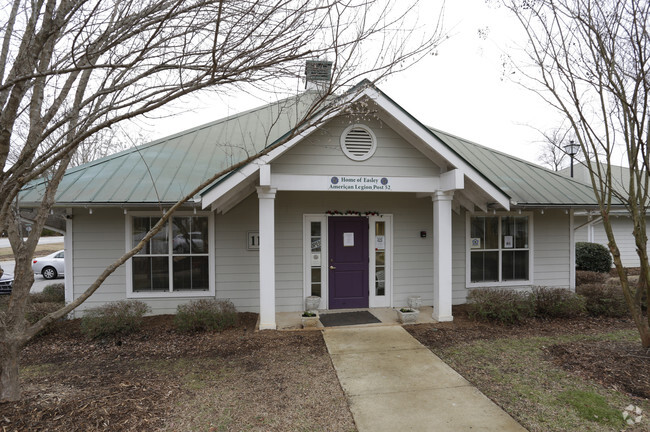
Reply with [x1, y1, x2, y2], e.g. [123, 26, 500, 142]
[375, 221, 386, 296]
[468, 215, 531, 284]
[128, 213, 213, 296]
[310, 221, 322, 297]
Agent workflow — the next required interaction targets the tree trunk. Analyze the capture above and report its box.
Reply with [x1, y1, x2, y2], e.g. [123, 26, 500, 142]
[0, 339, 22, 402]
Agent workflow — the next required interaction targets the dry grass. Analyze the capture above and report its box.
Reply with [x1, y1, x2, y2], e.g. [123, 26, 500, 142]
[0, 243, 64, 261]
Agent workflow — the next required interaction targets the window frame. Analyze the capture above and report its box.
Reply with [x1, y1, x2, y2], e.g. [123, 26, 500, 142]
[125, 211, 215, 298]
[465, 212, 534, 288]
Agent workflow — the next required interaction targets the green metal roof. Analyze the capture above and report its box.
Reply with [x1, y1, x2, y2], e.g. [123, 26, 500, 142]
[20, 94, 316, 205]
[428, 128, 600, 206]
[20, 82, 601, 208]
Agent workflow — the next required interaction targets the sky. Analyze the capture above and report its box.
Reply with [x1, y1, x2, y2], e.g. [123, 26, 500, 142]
[139, 0, 566, 166]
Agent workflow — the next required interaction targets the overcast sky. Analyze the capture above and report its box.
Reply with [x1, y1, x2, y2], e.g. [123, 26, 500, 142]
[140, 0, 566, 166]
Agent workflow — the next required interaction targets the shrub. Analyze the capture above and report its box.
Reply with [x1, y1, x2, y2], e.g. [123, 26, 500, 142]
[576, 242, 612, 273]
[531, 287, 586, 318]
[174, 299, 238, 332]
[42, 283, 65, 302]
[576, 283, 629, 317]
[24, 302, 61, 325]
[81, 300, 150, 339]
[467, 288, 534, 324]
[575, 270, 608, 287]
[29, 283, 66, 303]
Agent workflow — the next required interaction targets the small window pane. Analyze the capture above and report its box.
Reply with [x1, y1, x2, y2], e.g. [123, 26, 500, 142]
[311, 222, 321, 237]
[376, 251, 385, 266]
[502, 251, 529, 281]
[133, 217, 150, 254]
[133, 256, 169, 291]
[150, 219, 168, 254]
[470, 217, 498, 250]
[311, 237, 321, 252]
[470, 251, 499, 282]
[173, 256, 209, 290]
[192, 217, 208, 253]
[311, 283, 321, 297]
[311, 268, 321, 284]
[375, 221, 385, 236]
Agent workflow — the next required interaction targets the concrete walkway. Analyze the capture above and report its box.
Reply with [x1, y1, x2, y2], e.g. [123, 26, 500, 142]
[324, 326, 526, 432]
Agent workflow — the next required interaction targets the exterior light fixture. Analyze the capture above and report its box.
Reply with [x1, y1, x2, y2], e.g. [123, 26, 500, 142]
[563, 140, 580, 178]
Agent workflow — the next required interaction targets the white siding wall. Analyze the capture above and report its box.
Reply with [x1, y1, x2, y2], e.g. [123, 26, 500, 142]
[272, 117, 441, 177]
[533, 210, 571, 288]
[71, 203, 574, 314]
[72, 208, 216, 315]
[583, 216, 649, 268]
[71, 208, 127, 314]
[451, 209, 572, 303]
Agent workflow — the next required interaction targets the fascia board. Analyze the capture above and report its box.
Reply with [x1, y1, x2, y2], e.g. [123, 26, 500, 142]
[365, 88, 511, 210]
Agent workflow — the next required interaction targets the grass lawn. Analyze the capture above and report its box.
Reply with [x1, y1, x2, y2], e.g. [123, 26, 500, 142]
[408, 315, 649, 432]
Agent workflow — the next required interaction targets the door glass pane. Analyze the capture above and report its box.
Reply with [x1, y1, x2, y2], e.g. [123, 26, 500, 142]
[375, 221, 386, 296]
[310, 222, 322, 297]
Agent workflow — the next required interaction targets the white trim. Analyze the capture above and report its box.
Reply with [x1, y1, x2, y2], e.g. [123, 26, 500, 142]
[369, 214, 392, 308]
[125, 211, 215, 299]
[365, 88, 510, 210]
[303, 215, 329, 309]
[433, 191, 454, 322]
[465, 212, 535, 289]
[258, 187, 277, 329]
[64, 208, 74, 307]
[569, 209, 576, 291]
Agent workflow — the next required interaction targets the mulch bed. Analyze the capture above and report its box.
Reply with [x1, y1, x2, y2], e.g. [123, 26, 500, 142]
[407, 305, 649, 400]
[0, 313, 354, 431]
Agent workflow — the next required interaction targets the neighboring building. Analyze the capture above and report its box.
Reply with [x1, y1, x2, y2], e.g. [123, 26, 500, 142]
[562, 163, 647, 268]
[20, 79, 599, 329]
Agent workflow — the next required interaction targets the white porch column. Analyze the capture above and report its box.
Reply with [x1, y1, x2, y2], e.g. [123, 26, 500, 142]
[257, 186, 277, 330]
[433, 191, 454, 322]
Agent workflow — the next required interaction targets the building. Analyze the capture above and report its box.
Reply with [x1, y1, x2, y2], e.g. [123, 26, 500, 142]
[20, 79, 598, 329]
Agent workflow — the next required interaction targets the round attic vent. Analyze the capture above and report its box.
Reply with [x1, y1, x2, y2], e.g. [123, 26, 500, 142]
[340, 124, 377, 161]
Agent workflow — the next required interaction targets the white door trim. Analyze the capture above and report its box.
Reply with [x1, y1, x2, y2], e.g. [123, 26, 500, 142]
[369, 214, 393, 308]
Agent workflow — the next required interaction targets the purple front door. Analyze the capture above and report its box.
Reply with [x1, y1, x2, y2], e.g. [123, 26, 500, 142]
[328, 216, 369, 309]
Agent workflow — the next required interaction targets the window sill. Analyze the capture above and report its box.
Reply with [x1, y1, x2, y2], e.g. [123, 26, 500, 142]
[127, 290, 214, 299]
[466, 280, 532, 289]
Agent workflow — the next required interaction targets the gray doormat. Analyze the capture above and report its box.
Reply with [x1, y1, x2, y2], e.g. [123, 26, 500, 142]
[319, 311, 382, 327]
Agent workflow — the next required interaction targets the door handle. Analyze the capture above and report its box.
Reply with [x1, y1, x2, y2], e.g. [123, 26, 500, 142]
[329, 265, 336, 270]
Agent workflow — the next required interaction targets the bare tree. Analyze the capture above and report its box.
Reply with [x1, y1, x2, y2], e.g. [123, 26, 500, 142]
[0, 0, 445, 400]
[536, 127, 572, 171]
[506, 0, 650, 347]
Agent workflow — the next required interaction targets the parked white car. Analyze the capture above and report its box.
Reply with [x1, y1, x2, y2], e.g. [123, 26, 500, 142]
[32, 250, 65, 280]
